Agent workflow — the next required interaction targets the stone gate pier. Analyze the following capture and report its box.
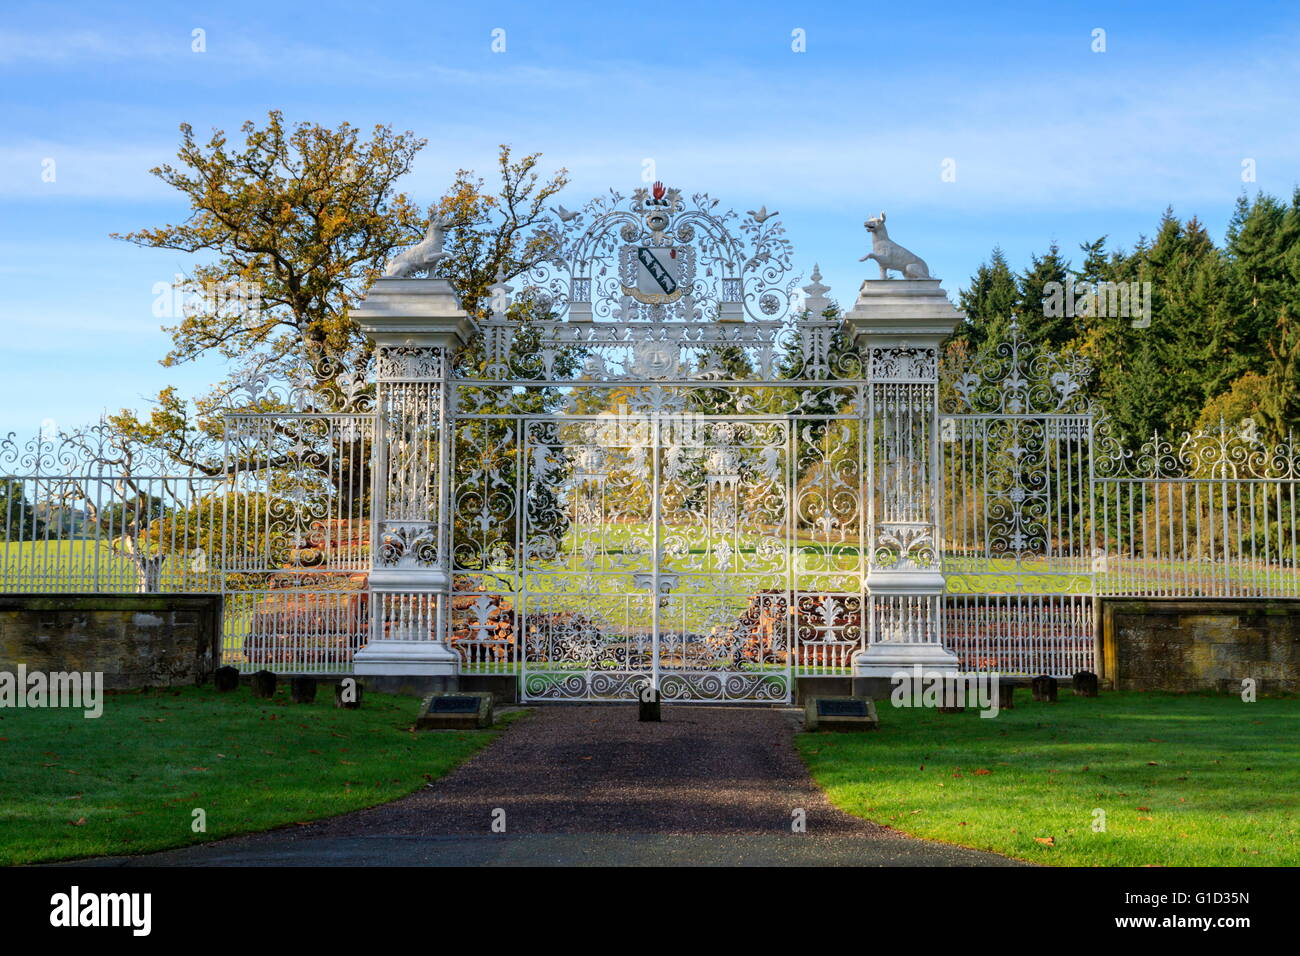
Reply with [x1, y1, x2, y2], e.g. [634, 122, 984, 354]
[350, 269, 470, 694]
[847, 279, 963, 685]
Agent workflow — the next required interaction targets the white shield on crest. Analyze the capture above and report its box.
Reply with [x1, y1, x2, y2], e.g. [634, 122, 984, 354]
[635, 246, 680, 297]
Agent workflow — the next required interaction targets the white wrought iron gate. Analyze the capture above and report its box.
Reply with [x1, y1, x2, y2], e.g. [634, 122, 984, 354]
[222, 409, 375, 674]
[939, 321, 1097, 676]
[518, 415, 793, 702]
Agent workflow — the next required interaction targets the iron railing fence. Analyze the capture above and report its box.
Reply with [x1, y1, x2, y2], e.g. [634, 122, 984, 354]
[0, 472, 228, 595]
[7, 353, 1300, 680]
[1092, 420, 1300, 598]
[220, 412, 375, 673]
[945, 593, 1094, 676]
[7, 427, 1300, 677]
[1, 423, 238, 595]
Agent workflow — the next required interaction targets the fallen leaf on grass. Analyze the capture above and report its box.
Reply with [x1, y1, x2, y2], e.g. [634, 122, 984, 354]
[69, 817, 86, 826]
[973, 768, 991, 775]
[1034, 837, 1055, 846]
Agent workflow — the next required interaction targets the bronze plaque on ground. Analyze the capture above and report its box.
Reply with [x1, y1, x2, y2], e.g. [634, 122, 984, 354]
[416, 691, 494, 730]
[805, 696, 878, 731]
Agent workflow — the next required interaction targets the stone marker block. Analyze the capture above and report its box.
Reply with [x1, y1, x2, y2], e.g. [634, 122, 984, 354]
[639, 692, 661, 722]
[1072, 671, 1099, 697]
[214, 666, 240, 693]
[250, 669, 277, 699]
[938, 677, 965, 713]
[997, 681, 1015, 710]
[415, 691, 493, 730]
[1031, 675, 1058, 702]
[334, 678, 364, 709]
[290, 676, 317, 704]
[805, 696, 878, 731]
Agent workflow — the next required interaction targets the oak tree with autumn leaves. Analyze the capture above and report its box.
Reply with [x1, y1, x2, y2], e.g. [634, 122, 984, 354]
[80, 113, 568, 587]
[112, 110, 568, 474]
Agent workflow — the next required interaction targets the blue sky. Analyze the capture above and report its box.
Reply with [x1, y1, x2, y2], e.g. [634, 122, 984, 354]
[2, 0, 1299, 437]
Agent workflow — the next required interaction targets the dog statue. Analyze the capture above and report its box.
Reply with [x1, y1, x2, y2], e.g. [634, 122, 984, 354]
[384, 214, 452, 278]
[859, 211, 930, 279]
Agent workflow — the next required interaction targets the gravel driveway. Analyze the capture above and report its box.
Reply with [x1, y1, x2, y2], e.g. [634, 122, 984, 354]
[78, 705, 1021, 866]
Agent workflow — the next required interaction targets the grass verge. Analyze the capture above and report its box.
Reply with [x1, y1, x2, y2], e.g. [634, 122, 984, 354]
[0, 684, 514, 865]
[797, 690, 1299, 866]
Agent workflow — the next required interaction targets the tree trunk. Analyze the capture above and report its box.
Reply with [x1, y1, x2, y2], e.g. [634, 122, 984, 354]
[132, 556, 164, 593]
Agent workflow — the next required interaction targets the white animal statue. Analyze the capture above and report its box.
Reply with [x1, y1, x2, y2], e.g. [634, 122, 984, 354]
[859, 211, 930, 279]
[384, 214, 452, 278]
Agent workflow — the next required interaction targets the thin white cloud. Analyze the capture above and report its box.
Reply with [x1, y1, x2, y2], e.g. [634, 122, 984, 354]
[4, 24, 1298, 215]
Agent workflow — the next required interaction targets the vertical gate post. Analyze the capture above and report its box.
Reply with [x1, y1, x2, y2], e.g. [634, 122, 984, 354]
[349, 271, 472, 688]
[846, 278, 962, 679]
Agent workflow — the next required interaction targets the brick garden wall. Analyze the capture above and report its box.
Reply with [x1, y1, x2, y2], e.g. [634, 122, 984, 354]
[0, 595, 221, 689]
[1100, 599, 1300, 694]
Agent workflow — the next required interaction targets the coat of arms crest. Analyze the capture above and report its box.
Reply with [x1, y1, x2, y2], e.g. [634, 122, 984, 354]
[620, 181, 695, 306]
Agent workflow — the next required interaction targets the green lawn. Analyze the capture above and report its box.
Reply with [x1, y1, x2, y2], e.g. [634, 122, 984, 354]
[0, 684, 513, 866]
[798, 690, 1300, 866]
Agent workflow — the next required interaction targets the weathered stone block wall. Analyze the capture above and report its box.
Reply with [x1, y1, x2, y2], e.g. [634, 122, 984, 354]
[1100, 599, 1299, 693]
[0, 595, 221, 689]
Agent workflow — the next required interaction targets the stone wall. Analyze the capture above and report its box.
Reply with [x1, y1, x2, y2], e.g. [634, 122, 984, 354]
[0, 595, 221, 689]
[1100, 599, 1300, 694]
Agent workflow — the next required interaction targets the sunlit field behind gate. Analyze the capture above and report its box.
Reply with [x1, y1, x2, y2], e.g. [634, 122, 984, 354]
[8, 536, 1299, 598]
